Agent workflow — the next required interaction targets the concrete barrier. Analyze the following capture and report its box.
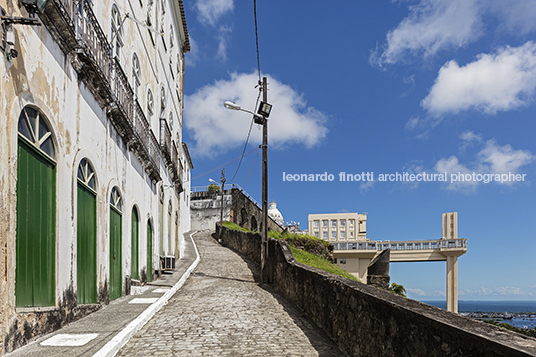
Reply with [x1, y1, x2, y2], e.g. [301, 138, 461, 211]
[216, 224, 536, 356]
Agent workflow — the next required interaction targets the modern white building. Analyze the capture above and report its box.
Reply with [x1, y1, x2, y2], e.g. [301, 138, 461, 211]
[0, 0, 191, 351]
[309, 212, 467, 313]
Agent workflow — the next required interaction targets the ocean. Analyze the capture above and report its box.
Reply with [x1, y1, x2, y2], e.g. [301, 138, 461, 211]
[423, 300, 536, 329]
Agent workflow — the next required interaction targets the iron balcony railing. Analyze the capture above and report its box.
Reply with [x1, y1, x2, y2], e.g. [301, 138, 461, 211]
[332, 238, 468, 251]
[160, 118, 172, 165]
[38, 0, 171, 183]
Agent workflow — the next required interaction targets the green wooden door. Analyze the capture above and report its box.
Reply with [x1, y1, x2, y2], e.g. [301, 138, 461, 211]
[131, 208, 139, 280]
[16, 139, 56, 307]
[109, 207, 122, 301]
[77, 182, 97, 304]
[147, 221, 153, 282]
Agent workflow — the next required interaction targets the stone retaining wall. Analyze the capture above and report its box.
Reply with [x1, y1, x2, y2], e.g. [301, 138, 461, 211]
[216, 224, 536, 356]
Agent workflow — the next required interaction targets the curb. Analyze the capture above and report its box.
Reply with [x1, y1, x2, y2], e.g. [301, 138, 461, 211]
[92, 232, 200, 357]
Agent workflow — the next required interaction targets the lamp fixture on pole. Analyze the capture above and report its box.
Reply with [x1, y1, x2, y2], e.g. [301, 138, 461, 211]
[223, 77, 270, 283]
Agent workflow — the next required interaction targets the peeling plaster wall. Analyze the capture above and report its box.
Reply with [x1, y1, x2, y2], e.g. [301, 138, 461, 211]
[0, 0, 190, 352]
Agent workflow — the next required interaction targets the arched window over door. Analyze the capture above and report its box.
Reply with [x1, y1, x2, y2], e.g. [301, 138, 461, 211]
[131, 207, 139, 280]
[109, 186, 123, 301]
[77, 158, 97, 304]
[16, 106, 56, 307]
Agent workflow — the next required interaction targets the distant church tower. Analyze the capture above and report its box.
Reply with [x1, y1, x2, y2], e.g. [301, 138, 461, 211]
[268, 201, 284, 227]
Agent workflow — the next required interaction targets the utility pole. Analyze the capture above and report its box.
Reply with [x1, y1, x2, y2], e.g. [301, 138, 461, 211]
[220, 168, 226, 225]
[261, 76, 268, 284]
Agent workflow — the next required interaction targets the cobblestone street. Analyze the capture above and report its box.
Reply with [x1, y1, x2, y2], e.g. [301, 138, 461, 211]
[116, 231, 342, 356]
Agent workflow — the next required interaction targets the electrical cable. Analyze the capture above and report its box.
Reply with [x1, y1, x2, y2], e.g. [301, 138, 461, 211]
[253, 0, 262, 82]
[228, 87, 262, 183]
[225, 0, 264, 184]
[242, 147, 260, 186]
[188, 148, 258, 183]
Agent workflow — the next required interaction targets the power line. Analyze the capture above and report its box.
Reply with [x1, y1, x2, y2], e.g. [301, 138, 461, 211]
[188, 148, 258, 183]
[253, 0, 261, 82]
[243, 147, 261, 186]
[227, 0, 264, 184]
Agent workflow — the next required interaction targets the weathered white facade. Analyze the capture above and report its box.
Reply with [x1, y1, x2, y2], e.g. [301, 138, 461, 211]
[0, 0, 190, 352]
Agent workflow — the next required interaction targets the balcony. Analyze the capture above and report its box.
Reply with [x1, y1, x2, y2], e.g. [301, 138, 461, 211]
[38, 0, 164, 183]
[160, 118, 172, 165]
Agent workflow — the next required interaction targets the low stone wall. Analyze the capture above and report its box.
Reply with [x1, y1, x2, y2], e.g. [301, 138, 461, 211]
[216, 225, 536, 356]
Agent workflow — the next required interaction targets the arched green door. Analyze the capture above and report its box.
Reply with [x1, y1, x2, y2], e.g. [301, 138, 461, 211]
[109, 187, 123, 301]
[131, 208, 139, 280]
[159, 187, 164, 257]
[77, 159, 97, 304]
[168, 201, 172, 256]
[16, 106, 56, 307]
[147, 221, 153, 282]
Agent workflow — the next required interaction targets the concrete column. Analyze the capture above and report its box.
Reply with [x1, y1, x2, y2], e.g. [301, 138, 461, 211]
[357, 258, 372, 282]
[446, 255, 458, 313]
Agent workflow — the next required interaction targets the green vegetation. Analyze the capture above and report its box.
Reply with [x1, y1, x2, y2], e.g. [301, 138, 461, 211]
[484, 320, 536, 338]
[207, 183, 220, 192]
[222, 222, 359, 282]
[268, 230, 333, 260]
[289, 246, 360, 282]
[222, 221, 250, 232]
[389, 282, 407, 297]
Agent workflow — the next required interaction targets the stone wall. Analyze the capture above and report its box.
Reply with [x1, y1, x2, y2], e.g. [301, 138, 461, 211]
[230, 188, 282, 232]
[191, 188, 283, 233]
[216, 225, 536, 357]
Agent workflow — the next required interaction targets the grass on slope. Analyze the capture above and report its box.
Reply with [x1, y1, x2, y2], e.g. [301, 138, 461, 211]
[289, 246, 360, 282]
[221, 221, 360, 282]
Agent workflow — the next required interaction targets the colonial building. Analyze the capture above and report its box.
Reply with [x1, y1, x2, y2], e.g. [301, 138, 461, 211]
[0, 0, 190, 351]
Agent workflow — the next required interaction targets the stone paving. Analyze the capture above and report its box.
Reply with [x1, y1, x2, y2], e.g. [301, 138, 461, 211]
[116, 231, 342, 356]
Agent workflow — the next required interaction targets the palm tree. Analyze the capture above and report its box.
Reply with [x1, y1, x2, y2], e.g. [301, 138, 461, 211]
[389, 282, 407, 297]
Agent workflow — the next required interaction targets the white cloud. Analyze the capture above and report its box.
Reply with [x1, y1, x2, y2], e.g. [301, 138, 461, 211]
[422, 42, 536, 116]
[434, 136, 534, 192]
[477, 140, 534, 175]
[195, 0, 234, 27]
[186, 36, 199, 67]
[459, 287, 532, 297]
[490, 0, 536, 35]
[215, 26, 232, 61]
[406, 288, 445, 297]
[371, 0, 482, 66]
[184, 72, 329, 157]
[460, 131, 482, 143]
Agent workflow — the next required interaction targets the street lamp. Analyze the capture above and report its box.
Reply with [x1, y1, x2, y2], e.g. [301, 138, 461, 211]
[209, 171, 226, 229]
[223, 77, 270, 283]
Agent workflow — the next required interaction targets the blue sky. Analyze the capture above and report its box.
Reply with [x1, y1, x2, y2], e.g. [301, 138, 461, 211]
[182, 0, 536, 301]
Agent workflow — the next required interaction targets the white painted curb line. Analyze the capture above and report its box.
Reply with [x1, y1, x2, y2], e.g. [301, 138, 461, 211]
[92, 232, 201, 357]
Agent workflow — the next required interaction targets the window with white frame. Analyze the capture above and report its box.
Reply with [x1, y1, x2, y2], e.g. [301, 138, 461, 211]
[147, 88, 154, 115]
[340, 231, 346, 239]
[313, 220, 319, 229]
[340, 219, 345, 228]
[331, 220, 336, 228]
[331, 231, 336, 240]
[322, 231, 327, 240]
[160, 85, 166, 114]
[322, 220, 327, 228]
[132, 53, 141, 99]
[111, 6, 123, 61]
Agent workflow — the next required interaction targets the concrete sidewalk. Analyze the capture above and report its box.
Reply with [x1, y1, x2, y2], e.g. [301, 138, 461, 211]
[6, 231, 200, 357]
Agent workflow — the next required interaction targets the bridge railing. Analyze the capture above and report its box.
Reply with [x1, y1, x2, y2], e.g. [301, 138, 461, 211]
[332, 238, 467, 251]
